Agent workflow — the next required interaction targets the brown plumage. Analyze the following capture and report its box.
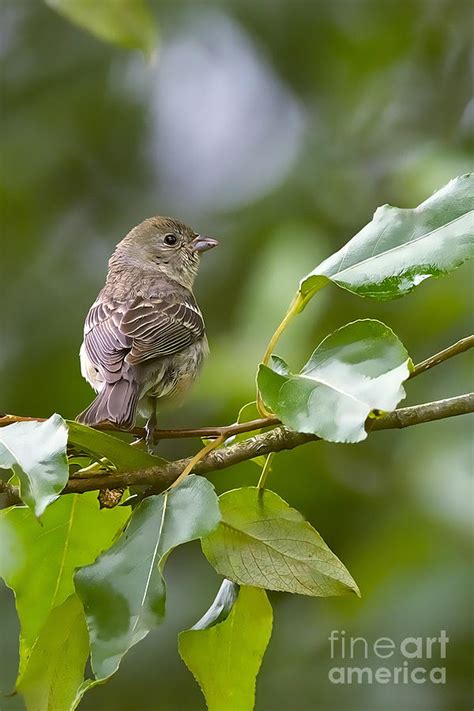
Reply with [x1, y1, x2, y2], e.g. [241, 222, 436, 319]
[77, 216, 218, 437]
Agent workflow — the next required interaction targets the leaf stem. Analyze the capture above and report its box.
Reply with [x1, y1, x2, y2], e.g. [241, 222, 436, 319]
[73, 457, 115, 478]
[257, 453, 274, 490]
[261, 292, 305, 366]
[167, 433, 226, 490]
[257, 291, 306, 416]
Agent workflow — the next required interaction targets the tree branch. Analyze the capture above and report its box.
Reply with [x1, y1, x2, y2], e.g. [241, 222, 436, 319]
[61, 392, 473, 497]
[1, 334, 471, 441]
[2, 394, 473, 508]
[1, 335, 472, 508]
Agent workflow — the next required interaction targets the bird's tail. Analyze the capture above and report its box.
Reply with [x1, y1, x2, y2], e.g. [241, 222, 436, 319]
[77, 379, 140, 429]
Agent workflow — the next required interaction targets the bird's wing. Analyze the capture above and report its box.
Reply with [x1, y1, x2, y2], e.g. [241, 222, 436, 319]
[84, 300, 132, 383]
[83, 293, 205, 378]
[121, 293, 205, 365]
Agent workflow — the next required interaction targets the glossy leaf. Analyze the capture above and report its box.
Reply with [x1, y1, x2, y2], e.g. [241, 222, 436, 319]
[17, 594, 89, 711]
[301, 173, 474, 302]
[0, 414, 68, 517]
[45, 0, 157, 55]
[75, 475, 220, 680]
[190, 579, 239, 631]
[0, 493, 128, 684]
[258, 320, 411, 443]
[202, 487, 359, 597]
[67, 420, 164, 469]
[179, 586, 273, 711]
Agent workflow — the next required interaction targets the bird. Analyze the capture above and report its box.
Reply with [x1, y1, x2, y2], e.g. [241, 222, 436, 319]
[77, 216, 218, 445]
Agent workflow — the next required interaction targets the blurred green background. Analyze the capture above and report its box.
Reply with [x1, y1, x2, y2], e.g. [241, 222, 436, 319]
[1, 1, 473, 709]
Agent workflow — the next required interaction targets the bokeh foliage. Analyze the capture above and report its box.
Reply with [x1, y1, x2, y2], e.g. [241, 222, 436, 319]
[1, 1, 473, 710]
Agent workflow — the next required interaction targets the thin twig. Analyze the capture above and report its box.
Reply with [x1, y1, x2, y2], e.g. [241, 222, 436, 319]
[257, 453, 274, 490]
[0, 414, 146, 439]
[64, 392, 474, 496]
[1, 335, 473, 508]
[409, 335, 474, 378]
[3, 393, 473, 507]
[1, 334, 471, 442]
[0, 414, 279, 441]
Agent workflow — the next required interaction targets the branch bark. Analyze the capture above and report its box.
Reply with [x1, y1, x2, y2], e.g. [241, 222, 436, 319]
[409, 335, 474, 378]
[1, 335, 472, 508]
[61, 392, 473, 497]
[2, 394, 473, 507]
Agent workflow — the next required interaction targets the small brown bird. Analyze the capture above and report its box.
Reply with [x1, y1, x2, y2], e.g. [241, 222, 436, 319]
[77, 216, 218, 442]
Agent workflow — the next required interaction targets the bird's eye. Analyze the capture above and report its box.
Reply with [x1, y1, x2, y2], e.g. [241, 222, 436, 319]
[163, 233, 178, 246]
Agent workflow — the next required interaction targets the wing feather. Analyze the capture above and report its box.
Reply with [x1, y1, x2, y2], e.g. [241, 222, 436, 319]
[83, 292, 205, 380]
[123, 295, 205, 364]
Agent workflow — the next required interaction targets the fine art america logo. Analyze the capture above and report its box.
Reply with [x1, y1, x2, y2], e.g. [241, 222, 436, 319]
[328, 630, 448, 685]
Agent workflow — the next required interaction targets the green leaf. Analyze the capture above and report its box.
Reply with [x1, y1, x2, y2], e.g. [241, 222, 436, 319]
[17, 594, 89, 711]
[202, 487, 359, 597]
[75, 475, 221, 680]
[301, 173, 474, 302]
[67, 420, 164, 469]
[45, 0, 157, 55]
[0, 414, 68, 517]
[0, 493, 128, 684]
[267, 355, 291, 376]
[190, 579, 239, 631]
[179, 586, 273, 711]
[258, 319, 411, 443]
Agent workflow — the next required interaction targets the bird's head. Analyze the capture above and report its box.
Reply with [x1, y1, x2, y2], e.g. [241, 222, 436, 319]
[110, 216, 218, 289]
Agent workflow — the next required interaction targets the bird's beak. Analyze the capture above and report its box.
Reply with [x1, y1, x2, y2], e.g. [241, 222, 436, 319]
[191, 236, 219, 253]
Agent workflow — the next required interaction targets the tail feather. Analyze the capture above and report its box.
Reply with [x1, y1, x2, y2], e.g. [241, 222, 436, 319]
[77, 379, 140, 429]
